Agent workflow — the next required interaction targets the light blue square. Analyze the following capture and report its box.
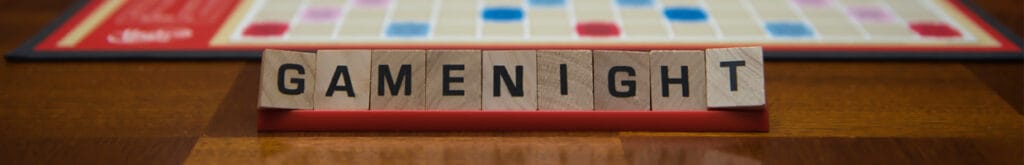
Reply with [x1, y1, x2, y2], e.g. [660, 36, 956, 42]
[663, 7, 708, 22]
[765, 22, 815, 38]
[386, 22, 430, 38]
[482, 7, 524, 22]
[616, 0, 653, 7]
[529, 0, 564, 7]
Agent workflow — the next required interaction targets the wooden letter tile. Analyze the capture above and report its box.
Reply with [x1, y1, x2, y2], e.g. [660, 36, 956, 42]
[370, 50, 427, 110]
[259, 49, 316, 109]
[537, 50, 594, 110]
[314, 50, 371, 110]
[426, 50, 482, 110]
[482, 50, 537, 110]
[593, 50, 650, 111]
[650, 50, 707, 111]
[705, 47, 766, 109]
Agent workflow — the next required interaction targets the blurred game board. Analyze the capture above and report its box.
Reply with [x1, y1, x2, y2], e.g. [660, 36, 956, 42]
[9, 0, 1021, 60]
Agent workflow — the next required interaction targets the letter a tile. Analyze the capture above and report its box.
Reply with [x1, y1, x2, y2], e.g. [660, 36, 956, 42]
[315, 50, 372, 110]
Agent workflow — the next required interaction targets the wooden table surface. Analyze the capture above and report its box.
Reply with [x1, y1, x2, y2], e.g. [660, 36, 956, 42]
[1, 0, 1021, 164]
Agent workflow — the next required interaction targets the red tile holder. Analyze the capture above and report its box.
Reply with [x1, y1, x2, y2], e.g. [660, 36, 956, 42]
[258, 109, 768, 132]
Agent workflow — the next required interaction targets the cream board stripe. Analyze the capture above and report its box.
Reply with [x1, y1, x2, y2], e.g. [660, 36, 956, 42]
[331, 0, 354, 39]
[832, 0, 872, 40]
[56, 0, 127, 48]
[782, 0, 822, 40]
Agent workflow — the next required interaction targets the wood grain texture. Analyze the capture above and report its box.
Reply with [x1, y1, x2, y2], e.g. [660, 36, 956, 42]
[426, 50, 482, 110]
[314, 50, 371, 110]
[482, 50, 538, 110]
[593, 50, 651, 111]
[370, 49, 427, 110]
[650, 50, 707, 111]
[705, 47, 765, 109]
[537, 50, 594, 110]
[1, 59, 1020, 164]
[1, 1, 1023, 164]
[259, 49, 316, 109]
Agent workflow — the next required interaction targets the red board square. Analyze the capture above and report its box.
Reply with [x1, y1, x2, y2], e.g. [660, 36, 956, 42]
[909, 22, 962, 38]
[243, 22, 289, 37]
[575, 22, 621, 38]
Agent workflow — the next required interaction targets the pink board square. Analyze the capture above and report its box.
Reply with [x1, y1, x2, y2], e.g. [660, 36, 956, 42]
[302, 7, 342, 22]
[792, 0, 831, 8]
[354, 0, 390, 8]
[847, 6, 893, 23]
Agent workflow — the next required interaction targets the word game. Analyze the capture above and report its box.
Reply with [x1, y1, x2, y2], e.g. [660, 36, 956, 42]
[256, 47, 770, 131]
[259, 47, 765, 111]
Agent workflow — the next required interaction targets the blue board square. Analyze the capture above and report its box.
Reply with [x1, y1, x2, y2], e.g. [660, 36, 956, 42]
[482, 7, 524, 22]
[663, 7, 707, 22]
[529, 0, 565, 7]
[765, 22, 815, 38]
[386, 22, 430, 38]
[616, 0, 652, 7]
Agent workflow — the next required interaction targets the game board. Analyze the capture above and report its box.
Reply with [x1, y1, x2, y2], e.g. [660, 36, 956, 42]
[8, 0, 1021, 59]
